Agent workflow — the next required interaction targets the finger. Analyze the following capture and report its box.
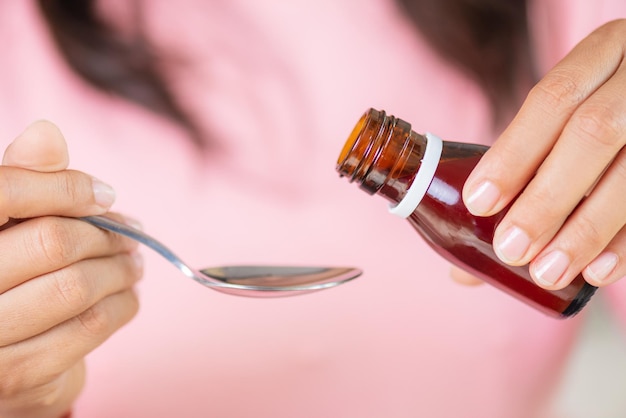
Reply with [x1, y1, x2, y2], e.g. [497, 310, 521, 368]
[0, 289, 139, 397]
[583, 225, 626, 286]
[0, 361, 85, 417]
[0, 167, 116, 224]
[527, 147, 626, 288]
[492, 55, 626, 267]
[0, 215, 139, 293]
[0, 252, 143, 347]
[3, 120, 70, 172]
[449, 267, 484, 286]
[462, 21, 626, 273]
[463, 20, 626, 216]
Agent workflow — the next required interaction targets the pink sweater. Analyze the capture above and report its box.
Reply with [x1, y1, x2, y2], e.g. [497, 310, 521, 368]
[1, 1, 625, 417]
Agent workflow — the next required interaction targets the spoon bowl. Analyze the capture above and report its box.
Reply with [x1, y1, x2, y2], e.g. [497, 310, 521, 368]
[80, 215, 361, 297]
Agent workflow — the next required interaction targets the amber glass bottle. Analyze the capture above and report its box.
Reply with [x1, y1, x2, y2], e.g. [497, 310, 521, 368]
[336, 108, 596, 318]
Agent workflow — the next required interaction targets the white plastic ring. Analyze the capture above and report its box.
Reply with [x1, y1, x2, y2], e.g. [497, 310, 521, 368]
[388, 132, 443, 218]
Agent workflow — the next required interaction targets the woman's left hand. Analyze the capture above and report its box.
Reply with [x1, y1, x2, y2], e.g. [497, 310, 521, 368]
[461, 19, 626, 290]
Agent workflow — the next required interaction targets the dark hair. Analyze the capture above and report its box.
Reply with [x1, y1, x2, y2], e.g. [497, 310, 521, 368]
[37, 0, 532, 142]
[36, 0, 204, 146]
[396, 0, 533, 123]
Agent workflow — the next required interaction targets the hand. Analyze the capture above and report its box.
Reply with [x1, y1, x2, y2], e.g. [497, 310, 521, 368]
[0, 121, 143, 418]
[461, 19, 626, 291]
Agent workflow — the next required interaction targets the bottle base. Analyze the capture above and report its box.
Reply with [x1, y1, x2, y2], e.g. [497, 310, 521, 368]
[561, 283, 598, 318]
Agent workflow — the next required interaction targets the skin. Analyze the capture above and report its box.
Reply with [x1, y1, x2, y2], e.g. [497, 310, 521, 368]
[2, 17, 625, 418]
[0, 121, 143, 418]
[458, 19, 626, 290]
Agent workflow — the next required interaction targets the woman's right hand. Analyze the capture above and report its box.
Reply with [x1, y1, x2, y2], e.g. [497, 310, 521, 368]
[0, 121, 143, 418]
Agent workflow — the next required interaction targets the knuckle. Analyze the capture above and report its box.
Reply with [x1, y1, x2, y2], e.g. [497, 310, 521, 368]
[25, 378, 68, 409]
[530, 70, 585, 114]
[522, 186, 561, 223]
[0, 376, 24, 400]
[573, 103, 624, 148]
[34, 218, 79, 266]
[512, 188, 566, 243]
[569, 212, 606, 253]
[49, 268, 92, 312]
[76, 303, 110, 338]
[0, 357, 29, 399]
[56, 171, 82, 205]
[0, 357, 65, 404]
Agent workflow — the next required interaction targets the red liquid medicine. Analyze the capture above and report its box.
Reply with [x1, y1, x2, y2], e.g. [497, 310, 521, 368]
[336, 108, 596, 318]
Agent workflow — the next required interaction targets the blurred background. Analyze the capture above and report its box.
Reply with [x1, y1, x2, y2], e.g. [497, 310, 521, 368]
[554, 295, 626, 417]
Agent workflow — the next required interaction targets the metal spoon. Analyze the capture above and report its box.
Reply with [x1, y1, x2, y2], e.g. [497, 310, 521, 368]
[80, 215, 361, 297]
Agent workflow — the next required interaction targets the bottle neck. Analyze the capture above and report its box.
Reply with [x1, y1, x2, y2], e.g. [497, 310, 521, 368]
[336, 108, 442, 217]
[389, 132, 442, 217]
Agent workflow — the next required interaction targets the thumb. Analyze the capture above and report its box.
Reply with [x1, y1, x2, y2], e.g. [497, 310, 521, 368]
[3, 120, 70, 172]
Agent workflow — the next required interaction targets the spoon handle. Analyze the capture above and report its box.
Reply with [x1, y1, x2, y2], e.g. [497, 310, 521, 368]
[79, 215, 360, 296]
[79, 215, 199, 281]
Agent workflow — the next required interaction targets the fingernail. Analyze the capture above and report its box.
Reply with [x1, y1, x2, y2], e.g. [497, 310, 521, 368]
[124, 216, 143, 231]
[584, 252, 618, 284]
[465, 180, 500, 215]
[91, 177, 116, 209]
[131, 251, 144, 271]
[495, 226, 531, 263]
[532, 250, 570, 286]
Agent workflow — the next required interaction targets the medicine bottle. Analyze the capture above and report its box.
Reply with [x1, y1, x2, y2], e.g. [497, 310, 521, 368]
[336, 108, 596, 318]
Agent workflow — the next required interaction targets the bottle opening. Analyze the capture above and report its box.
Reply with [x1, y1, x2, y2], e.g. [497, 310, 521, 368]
[337, 111, 367, 166]
[336, 108, 417, 195]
